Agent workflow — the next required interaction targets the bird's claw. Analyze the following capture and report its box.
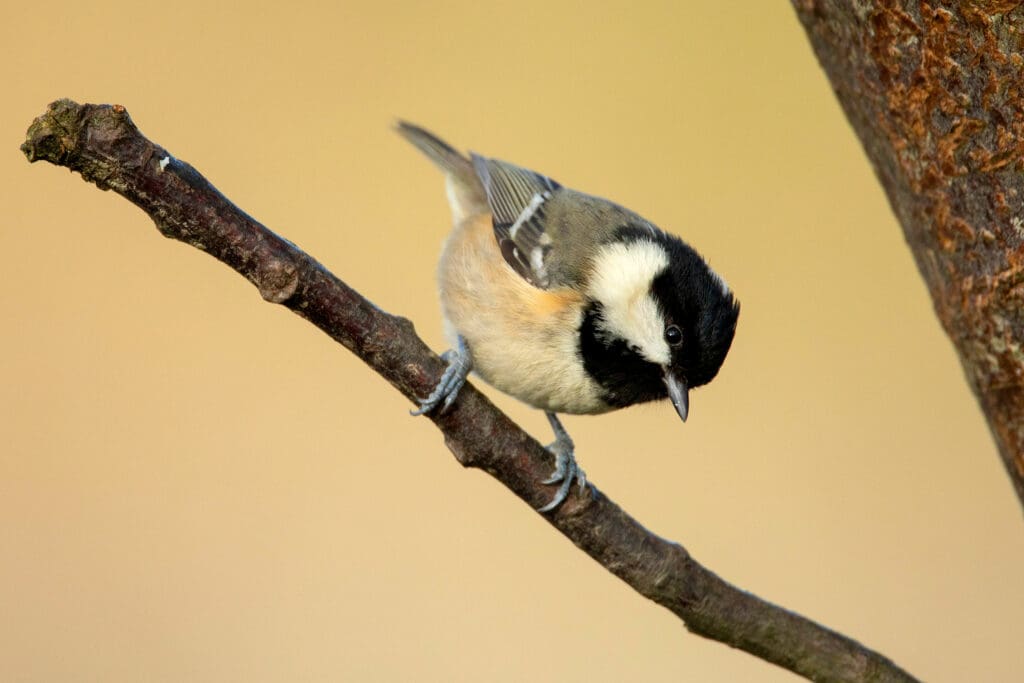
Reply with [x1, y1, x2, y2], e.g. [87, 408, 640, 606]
[411, 337, 472, 416]
[537, 413, 589, 513]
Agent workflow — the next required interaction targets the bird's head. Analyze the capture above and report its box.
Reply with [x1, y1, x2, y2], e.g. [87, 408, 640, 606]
[580, 227, 739, 420]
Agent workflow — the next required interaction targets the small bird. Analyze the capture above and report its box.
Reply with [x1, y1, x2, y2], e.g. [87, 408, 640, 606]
[399, 123, 739, 512]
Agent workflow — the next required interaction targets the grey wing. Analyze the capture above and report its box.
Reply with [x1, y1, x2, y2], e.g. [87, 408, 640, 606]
[471, 154, 563, 289]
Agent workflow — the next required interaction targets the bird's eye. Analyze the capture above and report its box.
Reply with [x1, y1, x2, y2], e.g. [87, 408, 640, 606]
[665, 324, 683, 347]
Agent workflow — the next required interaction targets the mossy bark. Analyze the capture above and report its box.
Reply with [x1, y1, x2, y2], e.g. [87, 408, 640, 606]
[793, 0, 1024, 509]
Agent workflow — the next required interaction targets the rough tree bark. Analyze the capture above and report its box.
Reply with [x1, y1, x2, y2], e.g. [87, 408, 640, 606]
[22, 100, 917, 683]
[793, 1, 1024, 510]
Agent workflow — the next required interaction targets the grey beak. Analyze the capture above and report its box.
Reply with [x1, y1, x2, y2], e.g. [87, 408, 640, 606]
[663, 370, 689, 422]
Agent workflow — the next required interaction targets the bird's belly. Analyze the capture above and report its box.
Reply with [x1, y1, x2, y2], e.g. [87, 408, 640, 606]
[437, 213, 610, 415]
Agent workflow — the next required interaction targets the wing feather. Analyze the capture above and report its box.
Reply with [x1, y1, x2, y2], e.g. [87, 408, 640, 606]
[472, 155, 562, 288]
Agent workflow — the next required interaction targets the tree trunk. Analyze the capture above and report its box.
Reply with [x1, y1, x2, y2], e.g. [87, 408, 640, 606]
[793, 0, 1024, 510]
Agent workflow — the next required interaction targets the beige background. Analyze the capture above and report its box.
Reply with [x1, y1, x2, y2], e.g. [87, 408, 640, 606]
[3, 2, 1022, 681]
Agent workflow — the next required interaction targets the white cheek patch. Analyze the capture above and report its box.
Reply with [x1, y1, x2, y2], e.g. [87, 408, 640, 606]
[587, 240, 672, 365]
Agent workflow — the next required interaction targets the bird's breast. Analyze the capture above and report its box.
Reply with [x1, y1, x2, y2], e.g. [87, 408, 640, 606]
[437, 213, 611, 415]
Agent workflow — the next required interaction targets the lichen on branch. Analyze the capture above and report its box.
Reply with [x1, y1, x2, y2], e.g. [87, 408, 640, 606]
[793, 0, 1024, 506]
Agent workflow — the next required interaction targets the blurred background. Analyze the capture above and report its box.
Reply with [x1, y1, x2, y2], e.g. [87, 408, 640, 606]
[3, 2, 1022, 681]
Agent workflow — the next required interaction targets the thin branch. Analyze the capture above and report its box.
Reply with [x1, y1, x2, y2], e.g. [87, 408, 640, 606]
[22, 99, 918, 683]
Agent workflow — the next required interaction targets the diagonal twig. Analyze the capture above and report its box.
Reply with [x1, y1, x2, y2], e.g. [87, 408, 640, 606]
[21, 99, 918, 683]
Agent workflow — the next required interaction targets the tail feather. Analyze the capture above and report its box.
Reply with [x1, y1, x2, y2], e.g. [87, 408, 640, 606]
[397, 121, 487, 221]
[396, 121, 473, 177]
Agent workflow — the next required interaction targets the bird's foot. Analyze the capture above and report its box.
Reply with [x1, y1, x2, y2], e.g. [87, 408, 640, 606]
[411, 336, 472, 416]
[537, 412, 588, 513]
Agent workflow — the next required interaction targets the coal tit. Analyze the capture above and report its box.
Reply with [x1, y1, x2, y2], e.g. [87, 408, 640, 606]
[399, 123, 739, 511]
